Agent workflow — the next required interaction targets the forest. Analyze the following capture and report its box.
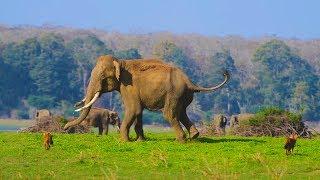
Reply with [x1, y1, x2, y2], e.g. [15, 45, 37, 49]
[0, 25, 319, 122]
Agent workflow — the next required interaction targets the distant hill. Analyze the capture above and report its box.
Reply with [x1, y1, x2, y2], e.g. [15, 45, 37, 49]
[1, 25, 319, 75]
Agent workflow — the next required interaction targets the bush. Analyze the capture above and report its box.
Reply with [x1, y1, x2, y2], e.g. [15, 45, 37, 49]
[249, 107, 302, 126]
[53, 115, 69, 127]
[232, 107, 309, 137]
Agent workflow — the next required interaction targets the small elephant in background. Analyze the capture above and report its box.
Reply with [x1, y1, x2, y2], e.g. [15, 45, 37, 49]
[213, 114, 228, 135]
[80, 107, 121, 135]
[230, 113, 255, 128]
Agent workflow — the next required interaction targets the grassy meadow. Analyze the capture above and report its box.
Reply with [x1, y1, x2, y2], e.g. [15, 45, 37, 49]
[0, 131, 320, 179]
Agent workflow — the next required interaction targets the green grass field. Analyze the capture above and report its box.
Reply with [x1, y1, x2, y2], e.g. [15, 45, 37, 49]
[0, 131, 320, 179]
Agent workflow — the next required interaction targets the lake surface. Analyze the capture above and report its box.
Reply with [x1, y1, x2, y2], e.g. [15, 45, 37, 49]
[0, 125, 21, 131]
[0, 119, 33, 131]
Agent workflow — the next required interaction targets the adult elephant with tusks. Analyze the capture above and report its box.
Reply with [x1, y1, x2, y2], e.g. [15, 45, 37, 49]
[64, 55, 230, 142]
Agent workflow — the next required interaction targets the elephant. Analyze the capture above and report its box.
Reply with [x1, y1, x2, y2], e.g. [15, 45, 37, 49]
[213, 114, 227, 135]
[230, 113, 255, 128]
[79, 107, 121, 135]
[64, 55, 229, 142]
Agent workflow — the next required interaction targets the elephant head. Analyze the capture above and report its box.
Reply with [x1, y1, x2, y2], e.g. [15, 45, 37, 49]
[64, 55, 121, 130]
[109, 111, 121, 131]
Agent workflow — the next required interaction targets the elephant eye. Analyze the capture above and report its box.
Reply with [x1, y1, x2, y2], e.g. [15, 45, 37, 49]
[100, 74, 107, 79]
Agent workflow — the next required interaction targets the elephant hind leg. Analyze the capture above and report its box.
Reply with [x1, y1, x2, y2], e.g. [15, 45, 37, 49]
[179, 111, 199, 139]
[163, 97, 186, 142]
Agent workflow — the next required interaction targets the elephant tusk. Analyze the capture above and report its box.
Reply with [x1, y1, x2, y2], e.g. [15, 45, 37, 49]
[75, 92, 100, 112]
[74, 97, 86, 108]
[80, 97, 86, 102]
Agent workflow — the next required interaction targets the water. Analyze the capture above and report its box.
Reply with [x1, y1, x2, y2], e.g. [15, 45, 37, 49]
[0, 125, 21, 131]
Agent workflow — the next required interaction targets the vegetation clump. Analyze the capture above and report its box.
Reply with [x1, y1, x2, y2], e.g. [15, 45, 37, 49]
[232, 107, 310, 137]
[199, 114, 227, 136]
[20, 115, 90, 133]
[20, 116, 65, 133]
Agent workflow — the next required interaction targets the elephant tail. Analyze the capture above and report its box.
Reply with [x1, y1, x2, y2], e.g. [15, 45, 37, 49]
[189, 71, 230, 92]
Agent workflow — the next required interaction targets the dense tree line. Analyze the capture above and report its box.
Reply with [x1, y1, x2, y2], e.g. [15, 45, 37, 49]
[0, 33, 319, 122]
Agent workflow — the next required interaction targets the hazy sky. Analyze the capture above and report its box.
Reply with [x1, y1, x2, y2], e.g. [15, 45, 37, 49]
[0, 0, 319, 39]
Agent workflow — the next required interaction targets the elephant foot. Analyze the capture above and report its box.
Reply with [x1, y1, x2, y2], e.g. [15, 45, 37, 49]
[176, 133, 186, 143]
[120, 138, 130, 142]
[136, 136, 146, 142]
[190, 126, 199, 139]
[190, 132, 199, 139]
[120, 135, 130, 142]
[176, 137, 186, 143]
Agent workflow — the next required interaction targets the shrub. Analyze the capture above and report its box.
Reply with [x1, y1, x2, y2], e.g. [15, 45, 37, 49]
[53, 115, 68, 127]
[249, 107, 302, 126]
[232, 107, 309, 137]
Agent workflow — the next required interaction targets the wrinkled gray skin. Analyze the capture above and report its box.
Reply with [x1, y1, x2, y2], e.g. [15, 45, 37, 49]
[64, 55, 229, 142]
[80, 107, 121, 135]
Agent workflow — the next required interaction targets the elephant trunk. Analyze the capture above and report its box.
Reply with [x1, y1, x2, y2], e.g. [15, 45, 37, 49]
[117, 120, 121, 130]
[116, 120, 121, 132]
[74, 92, 100, 112]
[63, 107, 91, 130]
[64, 80, 101, 130]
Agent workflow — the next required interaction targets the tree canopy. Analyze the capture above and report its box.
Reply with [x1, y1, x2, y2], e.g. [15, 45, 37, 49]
[0, 34, 319, 122]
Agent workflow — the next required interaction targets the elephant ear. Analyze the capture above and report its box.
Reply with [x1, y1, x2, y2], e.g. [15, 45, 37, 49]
[113, 61, 120, 81]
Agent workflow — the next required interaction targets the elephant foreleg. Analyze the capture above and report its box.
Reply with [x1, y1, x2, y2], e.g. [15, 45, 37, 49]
[102, 123, 109, 135]
[120, 110, 137, 142]
[98, 125, 103, 135]
[134, 113, 145, 141]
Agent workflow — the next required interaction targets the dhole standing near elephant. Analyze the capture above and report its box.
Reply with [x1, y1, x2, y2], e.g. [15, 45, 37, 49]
[64, 55, 229, 142]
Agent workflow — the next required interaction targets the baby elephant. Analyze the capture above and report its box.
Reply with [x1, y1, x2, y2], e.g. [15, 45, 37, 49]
[81, 107, 121, 135]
